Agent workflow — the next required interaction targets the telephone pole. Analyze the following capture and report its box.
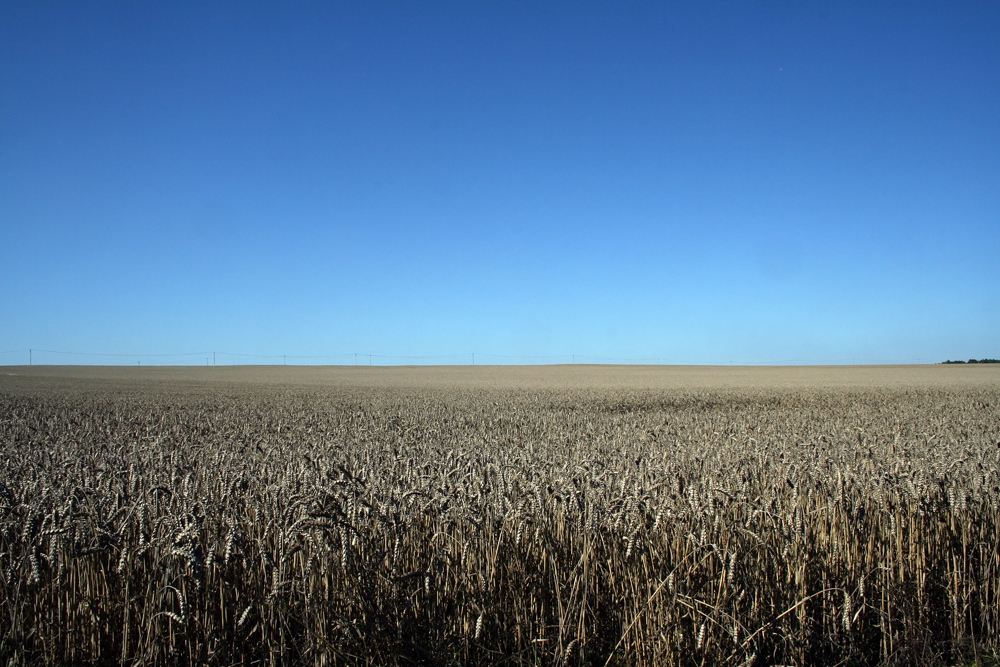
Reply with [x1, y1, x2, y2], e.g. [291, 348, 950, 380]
[472, 352, 475, 365]
[29, 349, 32, 366]
[213, 352, 216, 366]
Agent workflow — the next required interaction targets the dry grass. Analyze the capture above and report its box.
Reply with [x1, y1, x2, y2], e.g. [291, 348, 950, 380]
[1, 365, 998, 666]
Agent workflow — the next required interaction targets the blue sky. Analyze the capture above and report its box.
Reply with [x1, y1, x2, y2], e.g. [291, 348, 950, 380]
[2, 2, 998, 365]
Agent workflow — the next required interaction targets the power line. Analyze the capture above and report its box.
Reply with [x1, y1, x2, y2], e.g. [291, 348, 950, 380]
[29, 348, 211, 357]
[284, 353, 355, 359]
[0, 347, 951, 366]
[215, 351, 283, 359]
[367, 353, 472, 359]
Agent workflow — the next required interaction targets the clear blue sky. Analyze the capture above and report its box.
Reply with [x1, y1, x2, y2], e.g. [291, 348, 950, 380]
[2, 2, 998, 365]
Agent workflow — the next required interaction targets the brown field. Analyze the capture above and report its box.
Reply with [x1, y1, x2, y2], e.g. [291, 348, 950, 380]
[1, 365, 998, 666]
[4, 362, 999, 390]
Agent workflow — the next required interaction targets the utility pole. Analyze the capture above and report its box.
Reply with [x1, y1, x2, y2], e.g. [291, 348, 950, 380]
[572, 354, 575, 364]
[213, 352, 216, 366]
[369, 354, 372, 366]
[472, 352, 475, 365]
[354, 353, 357, 366]
[29, 349, 32, 366]
[283, 355, 286, 366]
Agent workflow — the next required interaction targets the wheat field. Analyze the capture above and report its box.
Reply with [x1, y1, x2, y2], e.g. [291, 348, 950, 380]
[1, 365, 998, 666]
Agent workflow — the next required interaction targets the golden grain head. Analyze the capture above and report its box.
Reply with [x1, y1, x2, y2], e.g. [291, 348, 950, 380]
[0, 368, 997, 666]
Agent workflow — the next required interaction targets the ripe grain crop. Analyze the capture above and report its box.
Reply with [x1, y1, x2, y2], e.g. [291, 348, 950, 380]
[1, 366, 998, 666]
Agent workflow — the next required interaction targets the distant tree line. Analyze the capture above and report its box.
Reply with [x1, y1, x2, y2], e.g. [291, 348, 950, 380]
[941, 359, 1000, 364]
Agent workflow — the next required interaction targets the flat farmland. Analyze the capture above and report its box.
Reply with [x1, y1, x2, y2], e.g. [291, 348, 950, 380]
[4, 362, 998, 390]
[2, 365, 998, 666]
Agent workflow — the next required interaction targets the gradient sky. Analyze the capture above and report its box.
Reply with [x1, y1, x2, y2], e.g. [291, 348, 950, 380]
[2, 2, 998, 365]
